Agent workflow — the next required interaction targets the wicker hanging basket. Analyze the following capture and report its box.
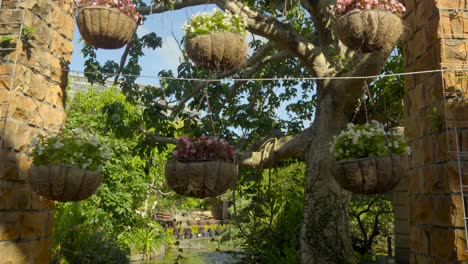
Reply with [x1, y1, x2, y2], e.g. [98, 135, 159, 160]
[28, 164, 103, 202]
[165, 160, 238, 198]
[185, 32, 248, 72]
[335, 9, 404, 53]
[76, 6, 137, 49]
[333, 155, 408, 194]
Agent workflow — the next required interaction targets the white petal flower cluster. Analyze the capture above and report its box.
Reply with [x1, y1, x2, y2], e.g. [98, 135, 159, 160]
[330, 120, 410, 161]
[27, 128, 112, 170]
[182, 9, 247, 39]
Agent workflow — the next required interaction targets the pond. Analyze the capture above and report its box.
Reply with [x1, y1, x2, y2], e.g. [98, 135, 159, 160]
[139, 238, 243, 264]
[145, 249, 242, 264]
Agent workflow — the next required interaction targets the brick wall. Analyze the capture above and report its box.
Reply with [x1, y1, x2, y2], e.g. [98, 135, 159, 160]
[398, 0, 468, 263]
[0, 0, 74, 263]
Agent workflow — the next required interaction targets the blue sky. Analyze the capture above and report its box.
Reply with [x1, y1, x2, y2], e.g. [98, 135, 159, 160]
[70, 3, 219, 86]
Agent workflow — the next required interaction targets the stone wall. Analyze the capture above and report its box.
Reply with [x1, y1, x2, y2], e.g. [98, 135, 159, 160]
[0, 0, 74, 263]
[399, 0, 468, 263]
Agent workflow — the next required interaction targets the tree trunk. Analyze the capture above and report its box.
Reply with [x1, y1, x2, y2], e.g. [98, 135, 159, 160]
[300, 89, 355, 264]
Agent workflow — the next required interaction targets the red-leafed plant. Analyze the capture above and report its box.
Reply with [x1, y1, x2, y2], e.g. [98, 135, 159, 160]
[75, 0, 142, 23]
[173, 135, 235, 163]
[334, 0, 406, 17]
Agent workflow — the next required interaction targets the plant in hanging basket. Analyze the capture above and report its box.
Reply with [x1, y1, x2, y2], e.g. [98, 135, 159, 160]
[27, 128, 112, 202]
[165, 135, 238, 198]
[334, 0, 406, 52]
[182, 9, 248, 72]
[74, 0, 142, 49]
[330, 121, 410, 194]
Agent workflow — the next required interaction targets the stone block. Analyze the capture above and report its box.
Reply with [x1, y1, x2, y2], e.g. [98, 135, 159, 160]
[424, 75, 443, 105]
[443, 70, 468, 99]
[454, 229, 468, 261]
[37, 103, 66, 131]
[393, 190, 409, 206]
[408, 167, 424, 195]
[20, 212, 50, 239]
[410, 226, 429, 254]
[0, 149, 18, 180]
[432, 195, 465, 227]
[415, 0, 436, 23]
[17, 239, 53, 264]
[0, 212, 21, 241]
[0, 241, 29, 264]
[436, 0, 467, 9]
[412, 197, 433, 224]
[0, 181, 32, 210]
[2, 119, 37, 151]
[445, 161, 468, 194]
[429, 228, 456, 259]
[442, 41, 468, 65]
[445, 99, 468, 122]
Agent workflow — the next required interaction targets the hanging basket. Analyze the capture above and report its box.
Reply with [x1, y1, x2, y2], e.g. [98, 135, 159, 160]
[335, 9, 404, 53]
[333, 155, 408, 194]
[184, 32, 248, 72]
[27, 164, 103, 202]
[165, 160, 238, 198]
[76, 6, 137, 49]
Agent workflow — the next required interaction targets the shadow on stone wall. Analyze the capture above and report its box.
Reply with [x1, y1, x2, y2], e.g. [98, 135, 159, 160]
[0, 136, 55, 263]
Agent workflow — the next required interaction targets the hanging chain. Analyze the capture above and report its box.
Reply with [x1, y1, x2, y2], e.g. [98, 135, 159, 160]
[203, 82, 217, 136]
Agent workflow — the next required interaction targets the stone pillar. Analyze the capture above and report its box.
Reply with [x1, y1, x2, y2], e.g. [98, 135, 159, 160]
[401, 0, 468, 263]
[0, 0, 74, 263]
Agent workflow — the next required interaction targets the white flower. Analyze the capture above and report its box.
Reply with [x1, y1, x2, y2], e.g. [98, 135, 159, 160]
[89, 136, 99, 147]
[72, 128, 84, 135]
[53, 141, 64, 149]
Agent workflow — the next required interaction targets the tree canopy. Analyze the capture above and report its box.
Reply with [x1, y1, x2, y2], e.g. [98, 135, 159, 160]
[79, 1, 405, 263]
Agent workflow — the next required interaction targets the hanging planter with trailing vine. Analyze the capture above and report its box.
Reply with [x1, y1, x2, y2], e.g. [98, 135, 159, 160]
[182, 10, 248, 72]
[330, 122, 410, 194]
[27, 128, 112, 202]
[74, 0, 142, 49]
[165, 135, 238, 198]
[334, 0, 406, 53]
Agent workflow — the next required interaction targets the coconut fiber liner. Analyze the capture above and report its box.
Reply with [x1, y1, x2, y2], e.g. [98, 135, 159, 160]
[185, 32, 247, 72]
[165, 160, 238, 198]
[335, 9, 404, 53]
[77, 6, 136, 49]
[28, 164, 103, 202]
[333, 155, 407, 194]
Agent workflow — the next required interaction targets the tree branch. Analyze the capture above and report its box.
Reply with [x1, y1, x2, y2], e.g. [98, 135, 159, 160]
[144, 126, 313, 168]
[300, 0, 336, 47]
[138, 0, 215, 15]
[239, 126, 313, 168]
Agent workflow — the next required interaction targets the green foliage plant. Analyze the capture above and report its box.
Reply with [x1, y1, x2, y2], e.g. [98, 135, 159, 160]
[190, 225, 199, 235]
[182, 9, 247, 39]
[28, 128, 111, 170]
[329, 120, 410, 161]
[0, 35, 15, 46]
[21, 25, 36, 42]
